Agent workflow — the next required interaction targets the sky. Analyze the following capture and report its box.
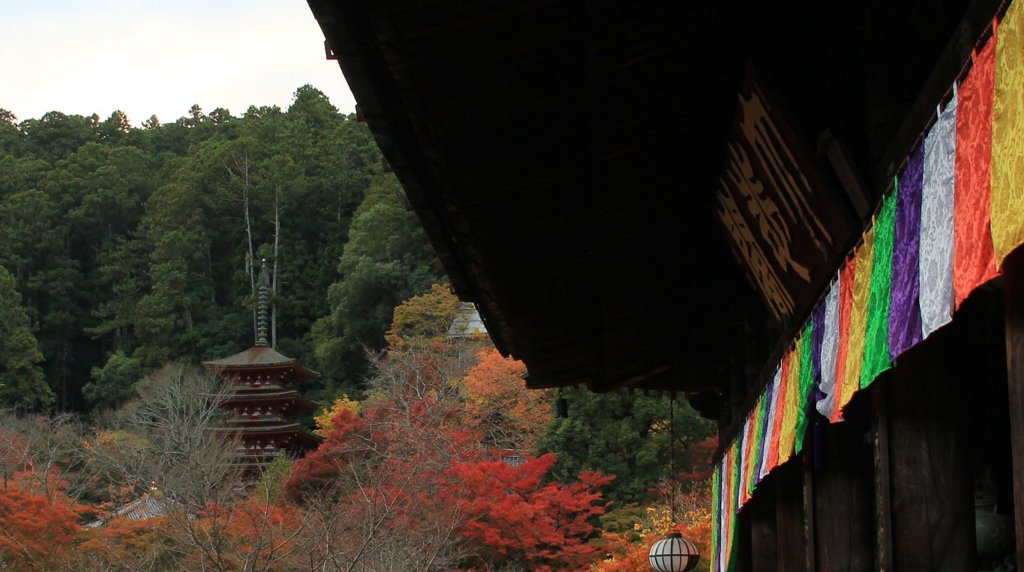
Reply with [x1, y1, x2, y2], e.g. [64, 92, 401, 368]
[0, 0, 357, 125]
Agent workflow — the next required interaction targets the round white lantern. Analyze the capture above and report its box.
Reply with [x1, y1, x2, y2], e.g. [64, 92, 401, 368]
[648, 532, 700, 572]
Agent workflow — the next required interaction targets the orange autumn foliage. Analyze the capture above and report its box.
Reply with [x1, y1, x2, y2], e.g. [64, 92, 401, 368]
[77, 516, 170, 569]
[461, 348, 550, 452]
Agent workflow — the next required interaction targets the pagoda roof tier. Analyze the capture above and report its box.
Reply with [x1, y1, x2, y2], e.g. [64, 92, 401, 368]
[203, 346, 319, 380]
[224, 395, 317, 413]
[231, 426, 320, 448]
[225, 380, 288, 390]
[219, 425, 319, 446]
[218, 422, 310, 434]
[227, 417, 291, 427]
[223, 389, 314, 400]
[227, 415, 316, 427]
[221, 425, 319, 448]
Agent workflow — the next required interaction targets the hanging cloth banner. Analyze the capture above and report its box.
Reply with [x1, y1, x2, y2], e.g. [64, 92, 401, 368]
[954, 32, 999, 304]
[816, 275, 841, 417]
[757, 367, 782, 481]
[711, 467, 723, 572]
[831, 254, 857, 422]
[793, 321, 815, 454]
[992, 7, 1024, 266]
[837, 224, 875, 413]
[920, 90, 958, 338]
[747, 394, 767, 498]
[861, 191, 897, 389]
[739, 412, 755, 506]
[889, 145, 925, 359]
[812, 299, 826, 391]
[728, 442, 742, 571]
[777, 342, 801, 465]
[767, 360, 787, 470]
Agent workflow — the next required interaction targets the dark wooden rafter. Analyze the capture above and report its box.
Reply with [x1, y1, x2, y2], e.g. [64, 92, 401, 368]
[307, 0, 756, 395]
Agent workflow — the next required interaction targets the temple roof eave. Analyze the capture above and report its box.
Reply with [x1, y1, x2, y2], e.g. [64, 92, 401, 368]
[201, 346, 320, 379]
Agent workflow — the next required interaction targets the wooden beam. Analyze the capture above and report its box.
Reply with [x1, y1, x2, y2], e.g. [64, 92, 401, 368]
[1004, 249, 1024, 566]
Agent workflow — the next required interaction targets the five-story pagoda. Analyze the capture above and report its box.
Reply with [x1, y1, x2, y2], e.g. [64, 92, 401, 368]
[203, 261, 319, 470]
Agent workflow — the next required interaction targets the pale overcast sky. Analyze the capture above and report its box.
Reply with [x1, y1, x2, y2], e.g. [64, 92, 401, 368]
[0, 0, 356, 125]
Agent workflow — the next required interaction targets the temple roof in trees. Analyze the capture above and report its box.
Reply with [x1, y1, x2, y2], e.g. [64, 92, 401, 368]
[202, 258, 320, 466]
[448, 302, 487, 338]
[86, 491, 173, 527]
[203, 345, 318, 380]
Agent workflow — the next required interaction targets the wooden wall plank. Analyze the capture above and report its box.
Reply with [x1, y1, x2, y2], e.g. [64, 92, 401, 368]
[813, 420, 873, 572]
[1003, 249, 1024, 566]
[888, 327, 976, 571]
[872, 383, 894, 571]
[774, 463, 807, 572]
[750, 487, 779, 572]
[802, 457, 817, 572]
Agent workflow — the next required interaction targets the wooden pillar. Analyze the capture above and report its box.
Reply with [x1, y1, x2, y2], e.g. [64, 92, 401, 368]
[774, 463, 807, 572]
[802, 458, 816, 572]
[888, 325, 976, 571]
[749, 486, 779, 572]
[735, 509, 753, 572]
[871, 383, 894, 572]
[1004, 248, 1024, 566]
[812, 420, 873, 572]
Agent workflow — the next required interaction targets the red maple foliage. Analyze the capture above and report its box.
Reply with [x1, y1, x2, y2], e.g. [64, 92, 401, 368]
[284, 405, 368, 502]
[0, 474, 81, 568]
[285, 388, 615, 571]
[441, 452, 613, 571]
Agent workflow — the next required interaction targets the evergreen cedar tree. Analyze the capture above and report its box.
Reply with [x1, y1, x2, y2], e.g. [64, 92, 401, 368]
[0, 265, 52, 410]
[0, 85, 443, 411]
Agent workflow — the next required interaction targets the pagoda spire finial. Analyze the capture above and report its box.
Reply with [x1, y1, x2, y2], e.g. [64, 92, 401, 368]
[256, 258, 269, 346]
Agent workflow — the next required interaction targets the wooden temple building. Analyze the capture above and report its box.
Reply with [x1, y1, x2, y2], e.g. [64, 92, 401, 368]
[308, 0, 1024, 570]
[203, 263, 318, 470]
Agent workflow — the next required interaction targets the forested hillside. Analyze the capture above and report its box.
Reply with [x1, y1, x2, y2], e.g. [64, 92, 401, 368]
[0, 88, 718, 570]
[0, 85, 443, 412]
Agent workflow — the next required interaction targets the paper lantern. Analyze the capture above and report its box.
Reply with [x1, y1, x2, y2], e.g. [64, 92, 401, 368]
[649, 532, 699, 572]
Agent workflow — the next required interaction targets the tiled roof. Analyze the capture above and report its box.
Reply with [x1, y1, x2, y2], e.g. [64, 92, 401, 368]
[448, 302, 487, 337]
[203, 346, 319, 379]
[87, 492, 171, 527]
